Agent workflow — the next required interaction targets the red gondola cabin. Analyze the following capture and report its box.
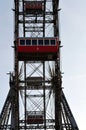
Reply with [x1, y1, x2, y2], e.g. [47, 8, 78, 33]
[27, 111, 43, 124]
[25, 1, 44, 14]
[16, 37, 59, 61]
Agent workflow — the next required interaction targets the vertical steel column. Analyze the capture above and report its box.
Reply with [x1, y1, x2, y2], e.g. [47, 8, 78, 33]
[53, 0, 62, 129]
[12, 0, 19, 129]
[24, 62, 27, 130]
[22, 0, 27, 129]
[22, 0, 25, 36]
[43, 0, 46, 129]
[43, 61, 46, 130]
[55, 62, 62, 130]
[53, 0, 59, 37]
[43, 0, 46, 37]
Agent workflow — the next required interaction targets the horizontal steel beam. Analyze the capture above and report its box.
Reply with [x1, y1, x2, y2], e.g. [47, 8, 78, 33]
[18, 85, 53, 90]
[19, 125, 55, 129]
[19, 20, 54, 24]
[19, 11, 53, 16]
[19, 119, 55, 123]
[25, 30, 43, 32]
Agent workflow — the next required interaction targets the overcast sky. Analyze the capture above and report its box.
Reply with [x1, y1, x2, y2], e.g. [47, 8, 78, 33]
[0, 0, 86, 129]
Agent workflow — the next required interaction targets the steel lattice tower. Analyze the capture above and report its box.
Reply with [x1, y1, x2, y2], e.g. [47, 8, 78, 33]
[0, 0, 79, 130]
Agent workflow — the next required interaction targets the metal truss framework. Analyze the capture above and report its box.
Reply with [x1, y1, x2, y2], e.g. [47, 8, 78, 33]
[0, 0, 79, 130]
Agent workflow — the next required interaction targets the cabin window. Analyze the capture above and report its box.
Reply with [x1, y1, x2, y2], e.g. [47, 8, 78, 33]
[20, 39, 25, 45]
[26, 39, 31, 45]
[44, 40, 49, 45]
[38, 39, 43, 45]
[32, 40, 37, 45]
[51, 40, 56, 45]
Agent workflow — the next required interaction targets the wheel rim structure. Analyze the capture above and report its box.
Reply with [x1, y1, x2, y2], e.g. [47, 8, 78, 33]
[0, 0, 79, 130]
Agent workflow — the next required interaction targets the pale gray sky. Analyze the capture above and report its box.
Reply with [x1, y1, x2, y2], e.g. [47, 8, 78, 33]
[0, 0, 86, 129]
